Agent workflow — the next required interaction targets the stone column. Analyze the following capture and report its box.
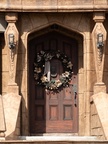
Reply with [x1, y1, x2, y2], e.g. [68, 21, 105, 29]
[92, 12, 107, 94]
[5, 13, 19, 94]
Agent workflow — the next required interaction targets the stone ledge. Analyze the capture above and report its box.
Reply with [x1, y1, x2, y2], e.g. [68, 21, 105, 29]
[0, 5, 108, 12]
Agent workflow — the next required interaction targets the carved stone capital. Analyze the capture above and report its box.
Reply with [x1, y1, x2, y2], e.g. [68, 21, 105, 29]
[93, 12, 105, 23]
[5, 13, 18, 23]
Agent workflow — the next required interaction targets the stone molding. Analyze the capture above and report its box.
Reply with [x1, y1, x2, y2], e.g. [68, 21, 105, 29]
[93, 12, 105, 23]
[5, 13, 18, 23]
[92, 12, 107, 93]
[0, 1, 108, 12]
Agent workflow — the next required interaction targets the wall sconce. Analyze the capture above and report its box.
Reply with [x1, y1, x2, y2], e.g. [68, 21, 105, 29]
[8, 34, 16, 49]
[97, 33, 104, 48]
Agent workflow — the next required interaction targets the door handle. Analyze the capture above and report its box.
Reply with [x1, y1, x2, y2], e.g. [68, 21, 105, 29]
[74, 92, 77, 107]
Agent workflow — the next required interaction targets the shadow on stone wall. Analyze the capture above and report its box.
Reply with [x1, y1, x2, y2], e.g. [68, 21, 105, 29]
[3, 93, 21, 140]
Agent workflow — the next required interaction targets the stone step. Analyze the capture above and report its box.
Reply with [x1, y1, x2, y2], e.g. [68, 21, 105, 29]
[19, 136, 98, 141]
[0, 140, 108, 144]
[0, 136, 108, 144]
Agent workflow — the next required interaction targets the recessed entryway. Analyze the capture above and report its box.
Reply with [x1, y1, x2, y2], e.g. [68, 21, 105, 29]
[28, 26, 79, 135]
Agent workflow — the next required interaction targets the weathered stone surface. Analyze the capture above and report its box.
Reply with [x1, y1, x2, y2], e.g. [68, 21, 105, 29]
[86, 53, 95, 71]
[86, 71, 96, 92]
[0, 140, 108, 144]
[63, 13, 82, 31]
[5, 13, 18, 23]
[91, 102, 105, 140]
[94, 83, 106, 94]
[84, 40, 93, 53]
[3, 93, 21, 139]
[0, 95, 5, 133]
[78, 74, 84, 93]
[2, 72, 9, 93]
[78, 93, 85, 135]
[2, 55, 9, 72]
[16, 70, 27, 92]
[94, 0, 107, 5]
[77, 14, 91, 39]
[29, 14, 48, 30]
[92, 92, 108, 140]
[1, 10, 107, 138]
[0, 0, 108, 12]
[7, 85, 19, 95]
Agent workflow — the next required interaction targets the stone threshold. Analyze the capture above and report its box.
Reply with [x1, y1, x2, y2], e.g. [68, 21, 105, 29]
[18, 135, 98, 141]
[0, 136, 108, 144]
[0, 138, 5, 140]
[31, 133, 78, 136]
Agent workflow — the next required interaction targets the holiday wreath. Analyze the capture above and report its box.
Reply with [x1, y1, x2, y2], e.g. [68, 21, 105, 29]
[34, 50, 73, 90]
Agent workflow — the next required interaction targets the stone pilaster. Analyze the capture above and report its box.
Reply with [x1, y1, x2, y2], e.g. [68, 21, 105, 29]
[0, 95, 5, 140]
[4, 13, 19, 94]
[92, 12, 107, 94]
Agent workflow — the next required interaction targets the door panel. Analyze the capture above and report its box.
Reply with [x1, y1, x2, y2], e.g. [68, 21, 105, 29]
[29, 31, 78, 134]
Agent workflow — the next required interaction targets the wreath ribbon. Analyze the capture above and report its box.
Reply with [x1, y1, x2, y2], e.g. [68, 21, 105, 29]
[44, 61, 50, 81]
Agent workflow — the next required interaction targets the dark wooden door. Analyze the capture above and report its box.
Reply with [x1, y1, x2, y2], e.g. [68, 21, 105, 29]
[29, 31, 78, 134]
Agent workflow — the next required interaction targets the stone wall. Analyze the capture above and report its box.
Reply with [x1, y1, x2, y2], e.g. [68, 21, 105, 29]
[0, 11, 107, 139]
[16, 12, 93, 136]
[0, 12, 95, 136]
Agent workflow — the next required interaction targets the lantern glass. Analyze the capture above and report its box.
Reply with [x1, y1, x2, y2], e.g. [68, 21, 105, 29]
[9, 34, 14, 44]
[98, 33, 103, 42]
[97, 33, 103, 48]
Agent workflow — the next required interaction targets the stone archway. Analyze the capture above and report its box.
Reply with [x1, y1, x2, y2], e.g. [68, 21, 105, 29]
[27, 24, 83, 135]
[19, 13, 91, 136]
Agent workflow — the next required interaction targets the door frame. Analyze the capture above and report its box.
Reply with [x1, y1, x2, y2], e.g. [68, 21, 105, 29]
[20, 20, 89, 136]
[27, 24, 83, 135]
[28, 30, 79, 134]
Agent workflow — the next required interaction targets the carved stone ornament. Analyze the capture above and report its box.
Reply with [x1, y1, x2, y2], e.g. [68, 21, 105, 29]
[5, 17, 19, 86]
[92, 13, 107, 83]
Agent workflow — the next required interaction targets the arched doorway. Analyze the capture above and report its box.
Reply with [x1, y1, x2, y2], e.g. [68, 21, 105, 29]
[28, 26, 79, 135]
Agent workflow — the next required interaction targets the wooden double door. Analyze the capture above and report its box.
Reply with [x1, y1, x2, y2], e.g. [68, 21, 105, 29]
[29, 31, 78, 134]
